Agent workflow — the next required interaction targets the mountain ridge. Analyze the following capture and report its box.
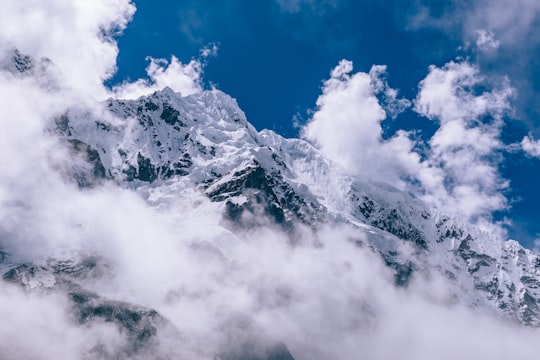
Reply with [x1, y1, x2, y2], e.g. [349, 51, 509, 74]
[57, 84, 540, 327]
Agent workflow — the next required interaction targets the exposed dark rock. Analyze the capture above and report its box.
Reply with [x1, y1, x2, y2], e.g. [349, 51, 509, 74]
[475, 277, 501, 299]
[521, 276, 540, 289]
[51, 256, 100, 279]
[357, 196, 375, 219]
[457, 235, 496, 273]
[160, 103, 184, 126]
[370, 208, 427, 249]
[3, 264, 33, 283]
[383, 256, 415, 287]
[519, 291, 540, 326]
[136, 153, 157, 182]
[67, 139, 108, 187]
[124, 152, 193, 183]
[11, 49, 34, 72]
[76, 299, 162, 353]
[145, 101, 159, 111]
[436, 217, 465, 243]
[351, 194, 427, 249]
[207, 163, 322, 230]
[55, 113, 72, 135]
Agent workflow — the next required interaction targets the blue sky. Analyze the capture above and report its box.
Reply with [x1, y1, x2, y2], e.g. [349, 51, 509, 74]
[108, 0, 540, 248]
[110, 0, 461, 136]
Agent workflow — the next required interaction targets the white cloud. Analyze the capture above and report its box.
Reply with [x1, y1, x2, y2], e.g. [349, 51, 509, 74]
[414, 60, 513, 220]
[534, 237, 540, 252]
[0, 0, 212, 101]
[112, 55, 204, 99]
[302, 60, 416, 189]
[405, 0, 540, 145]
[476, 29, 500, 51]
[521, 135, 540, 158]
[408, 0, 540, 49]
[0, 0, 135, 98]
[304, 58, 513, 223]
[465, 0, 540, 46]
[112, 44, 217, 99]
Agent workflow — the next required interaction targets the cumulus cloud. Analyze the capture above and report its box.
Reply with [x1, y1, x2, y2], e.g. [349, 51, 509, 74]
[407, 0, 540, 130]
[303, 58, 513, 223]
[0, 0, 213, 101]
[112, 44, 216, 99]
[414, 61, 513, 220]
[521, 135, 540, 158]
[302, 60, 416, 189]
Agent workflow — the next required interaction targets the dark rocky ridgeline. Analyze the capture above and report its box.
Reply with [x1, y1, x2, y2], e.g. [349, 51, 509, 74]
[1, 48, 60, 90]
[67, 139, 110, 188]
[350, 192, 428, 249]
[205, 160, 324, 233]
[123, 151, 193, 183]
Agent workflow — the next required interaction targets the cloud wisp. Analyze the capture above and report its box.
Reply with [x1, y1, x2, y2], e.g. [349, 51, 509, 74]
[112, 44, 217, 99]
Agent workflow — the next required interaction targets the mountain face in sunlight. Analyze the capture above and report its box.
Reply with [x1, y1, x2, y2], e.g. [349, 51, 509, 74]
[1, 50, 540, 360]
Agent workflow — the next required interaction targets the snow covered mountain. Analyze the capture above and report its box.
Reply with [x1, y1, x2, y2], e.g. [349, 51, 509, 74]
[2, 50, 540, 359]
[59, 85, 540, 324]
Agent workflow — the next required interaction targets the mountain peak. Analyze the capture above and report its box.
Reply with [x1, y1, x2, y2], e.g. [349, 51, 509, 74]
[0, 48, 61, 91]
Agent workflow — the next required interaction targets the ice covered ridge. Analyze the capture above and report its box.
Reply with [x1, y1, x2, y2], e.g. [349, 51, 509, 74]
[55, 84, 540, 328]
